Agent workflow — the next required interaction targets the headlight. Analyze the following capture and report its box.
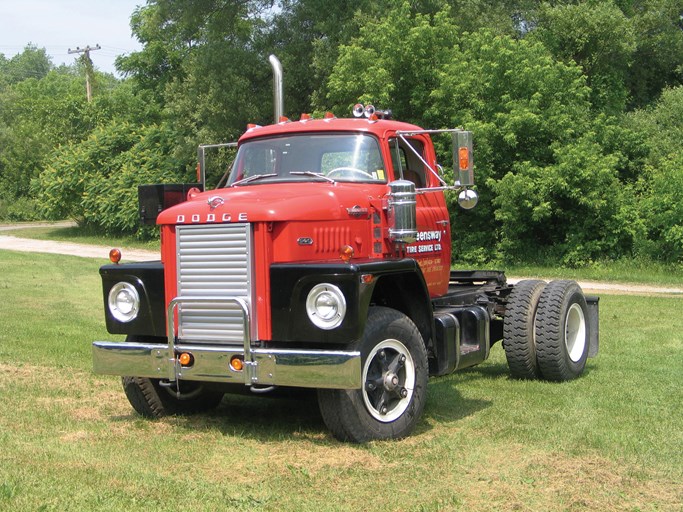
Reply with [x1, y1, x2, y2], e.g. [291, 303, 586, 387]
[108, 282, 140, 323]
[306, 283, 346, 330]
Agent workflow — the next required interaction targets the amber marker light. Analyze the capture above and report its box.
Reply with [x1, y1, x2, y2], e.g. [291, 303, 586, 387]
[109, 248, 122, 264]
[340, 245, 354, 262]
[230, 356, 244, 372]
[361, 274, 374, 285]
[459, 146, 470, 170]
[178, 352, 194, 366]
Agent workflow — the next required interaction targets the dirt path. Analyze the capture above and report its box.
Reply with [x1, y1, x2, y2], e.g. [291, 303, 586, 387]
[1, 222, 681, 296]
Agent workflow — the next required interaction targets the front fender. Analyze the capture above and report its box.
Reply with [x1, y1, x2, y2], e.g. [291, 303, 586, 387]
[100, 261, 166, 337]
[270, 258, 426, 346]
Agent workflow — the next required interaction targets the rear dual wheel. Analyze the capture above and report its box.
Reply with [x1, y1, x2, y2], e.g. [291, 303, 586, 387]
[535, 280, 589, 381]
[504, 280, 590, 381]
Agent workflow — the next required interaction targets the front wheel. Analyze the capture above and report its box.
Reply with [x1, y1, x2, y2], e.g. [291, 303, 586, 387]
[122, 376, 224, 418]
[318, 307, 428, 442]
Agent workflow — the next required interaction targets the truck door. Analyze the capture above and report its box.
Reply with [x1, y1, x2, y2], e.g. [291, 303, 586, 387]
[390, 136, 451, 296]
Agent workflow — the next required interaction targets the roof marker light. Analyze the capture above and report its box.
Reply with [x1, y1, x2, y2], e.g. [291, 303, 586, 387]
[324, 112, 336, 120]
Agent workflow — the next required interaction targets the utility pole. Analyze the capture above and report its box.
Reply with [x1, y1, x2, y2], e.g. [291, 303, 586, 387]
[68, 44, 101, 102]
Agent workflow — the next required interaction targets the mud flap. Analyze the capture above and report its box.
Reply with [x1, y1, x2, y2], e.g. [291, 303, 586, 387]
[586, 295, 600, 358]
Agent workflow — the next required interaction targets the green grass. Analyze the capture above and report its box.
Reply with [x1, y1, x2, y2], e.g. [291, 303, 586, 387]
[4, 225, 160, 252]
[1, 249, 682, 511]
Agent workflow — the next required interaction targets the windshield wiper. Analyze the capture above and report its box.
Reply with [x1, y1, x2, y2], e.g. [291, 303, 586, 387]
[231, 173, 277, 187]
[289, 171, 335, 183]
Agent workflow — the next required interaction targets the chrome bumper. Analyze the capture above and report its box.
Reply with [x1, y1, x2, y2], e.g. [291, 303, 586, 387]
[92, 342, 361, 389]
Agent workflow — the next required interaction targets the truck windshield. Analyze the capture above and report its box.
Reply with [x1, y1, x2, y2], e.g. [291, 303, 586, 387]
[226, 133, 387, 186]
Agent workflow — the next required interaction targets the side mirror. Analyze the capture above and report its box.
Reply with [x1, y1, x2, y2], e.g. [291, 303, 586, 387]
[457, 189, 478, 210]
[452, 131, 474, 187]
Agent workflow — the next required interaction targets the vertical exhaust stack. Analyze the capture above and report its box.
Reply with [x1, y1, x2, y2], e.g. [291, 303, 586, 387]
[269, 55, 284, 123]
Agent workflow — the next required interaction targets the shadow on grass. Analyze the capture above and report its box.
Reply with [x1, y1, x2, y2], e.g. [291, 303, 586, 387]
[109, 367, 507, 443]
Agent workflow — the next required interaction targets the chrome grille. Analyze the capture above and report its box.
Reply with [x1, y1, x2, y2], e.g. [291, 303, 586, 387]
[176, 224, 252, 344]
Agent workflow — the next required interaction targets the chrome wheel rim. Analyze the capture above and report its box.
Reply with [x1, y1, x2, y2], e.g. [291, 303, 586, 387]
[362, 339, 415, 422]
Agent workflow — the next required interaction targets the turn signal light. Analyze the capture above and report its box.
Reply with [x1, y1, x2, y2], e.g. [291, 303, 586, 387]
[109, 248, 122, 264]
[230, 356, 244, 372]
[340, 245, 354, 262]
[178, 352, 194, 366]
[361, 274, 374, 284]
[459, 147, 470, 170]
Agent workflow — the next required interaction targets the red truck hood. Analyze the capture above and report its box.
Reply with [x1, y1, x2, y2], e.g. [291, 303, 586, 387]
[156, 182, 387, 225]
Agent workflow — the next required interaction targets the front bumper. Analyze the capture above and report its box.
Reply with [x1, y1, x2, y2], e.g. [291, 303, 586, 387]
[92, 340, 361, 389]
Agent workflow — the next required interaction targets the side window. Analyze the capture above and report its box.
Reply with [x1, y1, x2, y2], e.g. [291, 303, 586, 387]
[390, 139, 427, 188]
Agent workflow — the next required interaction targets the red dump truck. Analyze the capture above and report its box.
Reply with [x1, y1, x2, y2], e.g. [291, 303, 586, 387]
[93, 56, 598, 442]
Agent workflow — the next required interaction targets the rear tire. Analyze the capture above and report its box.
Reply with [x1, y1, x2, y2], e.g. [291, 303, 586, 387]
[503, 279, 546, 379]
[318, 307, 428, 443]
[535, 280, 590, 381]
[122, 376, 224, 418]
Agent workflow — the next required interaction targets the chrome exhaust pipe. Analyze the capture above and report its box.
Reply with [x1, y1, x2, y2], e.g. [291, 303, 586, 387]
[269, 54, 284, 123]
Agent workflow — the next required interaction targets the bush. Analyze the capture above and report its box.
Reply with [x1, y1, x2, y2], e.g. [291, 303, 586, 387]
[37, 122, 194, 234]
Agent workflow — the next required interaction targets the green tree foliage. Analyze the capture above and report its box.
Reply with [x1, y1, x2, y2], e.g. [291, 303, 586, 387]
[118, 0, 275, 147]
[529, 1, 636, 114]
[622, 0, 683, 108]
[38, 122, 192, 234]
[628, 86, 683, 262]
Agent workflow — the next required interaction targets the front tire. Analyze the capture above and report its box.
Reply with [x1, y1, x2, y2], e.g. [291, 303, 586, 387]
[318, 307, 428, 442]
[535, 280, 590, 381]
[122, 376, 224, 418]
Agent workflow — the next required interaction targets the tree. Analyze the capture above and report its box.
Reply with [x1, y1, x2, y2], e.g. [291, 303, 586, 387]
[529, 1, 636, 114]
[628, 86, 683, 262]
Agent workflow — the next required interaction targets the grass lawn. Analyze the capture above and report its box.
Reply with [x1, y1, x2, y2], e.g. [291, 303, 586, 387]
[0, 250, 681, 511]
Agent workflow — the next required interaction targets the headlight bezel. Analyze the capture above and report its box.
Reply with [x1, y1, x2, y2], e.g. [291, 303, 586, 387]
[305, 283, 347, 330]
[107, 281, 141, 323]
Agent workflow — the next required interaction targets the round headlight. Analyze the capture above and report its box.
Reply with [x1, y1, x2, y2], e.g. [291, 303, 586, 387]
[306, 283, 346, 330]
[108, 282, 140, 323]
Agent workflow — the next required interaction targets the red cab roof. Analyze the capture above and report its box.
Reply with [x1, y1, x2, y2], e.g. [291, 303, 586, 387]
[238, 117, 425, 142]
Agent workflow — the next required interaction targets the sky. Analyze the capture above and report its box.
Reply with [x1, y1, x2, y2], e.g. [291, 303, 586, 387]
[0, 0, 144, 76]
